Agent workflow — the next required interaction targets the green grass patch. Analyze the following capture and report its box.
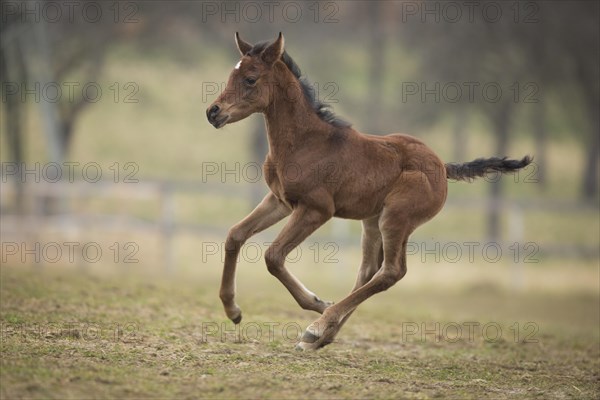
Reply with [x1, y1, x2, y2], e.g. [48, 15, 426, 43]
[1, 266, 598, 399]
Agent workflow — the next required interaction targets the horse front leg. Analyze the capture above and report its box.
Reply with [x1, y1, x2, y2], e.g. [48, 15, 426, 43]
[264, 205, 334, 314]
[220, 192, 291, 324]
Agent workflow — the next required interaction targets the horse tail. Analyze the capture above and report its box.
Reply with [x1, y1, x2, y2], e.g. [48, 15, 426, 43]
[445, 156, 532, 182]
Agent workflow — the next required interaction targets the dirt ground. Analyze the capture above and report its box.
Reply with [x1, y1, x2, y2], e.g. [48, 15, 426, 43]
[1, 265, 598, 399]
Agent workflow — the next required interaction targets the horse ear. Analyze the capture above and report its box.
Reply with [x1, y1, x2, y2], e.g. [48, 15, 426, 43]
[261, 32, 284, 66]
[235, 32, 253, 56]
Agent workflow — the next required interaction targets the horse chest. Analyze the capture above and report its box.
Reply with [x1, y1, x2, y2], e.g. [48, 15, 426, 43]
[263, 162, 299, 208]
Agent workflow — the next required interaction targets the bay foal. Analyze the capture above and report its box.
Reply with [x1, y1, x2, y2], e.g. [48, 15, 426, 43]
[206, 33, 531, 350]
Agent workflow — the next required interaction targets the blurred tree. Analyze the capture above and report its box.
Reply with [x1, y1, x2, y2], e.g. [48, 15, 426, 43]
[251, 116, 268, 206]
[397, 2, 528, 241]
[557, 2, 600, 201]
[366, 2, 385, 133]
[395, 0, 599, 239]
[40, 14, 117, 157]
[522, 1, 599, 196]
[1, 5, 28, 213]
[2, 1, 127, 214]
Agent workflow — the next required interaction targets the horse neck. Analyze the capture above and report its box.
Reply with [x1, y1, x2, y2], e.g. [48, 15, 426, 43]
[262, 66, 326, 159]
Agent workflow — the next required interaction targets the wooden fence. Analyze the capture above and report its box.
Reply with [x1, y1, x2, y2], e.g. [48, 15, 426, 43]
[1, 178, 597, 277]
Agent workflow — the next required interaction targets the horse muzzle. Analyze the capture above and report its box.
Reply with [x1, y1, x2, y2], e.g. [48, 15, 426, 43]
[206, 104, 230, 129]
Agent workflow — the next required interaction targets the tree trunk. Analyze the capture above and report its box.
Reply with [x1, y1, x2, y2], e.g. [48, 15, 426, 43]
[488, 103, 512, 242]
[453, 106, 468, 162]
[21, 20, 65, 214]
[251, 117, 268, 207]
[533, 101, 547, 188]
[1, 37, 27, 214]
[574, 54, 600, 201]
[581, 101, 599, 200]
[366, 3, 385, 134]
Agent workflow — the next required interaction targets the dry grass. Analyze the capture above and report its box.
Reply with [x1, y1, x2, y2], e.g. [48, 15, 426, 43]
[1, 263, 598, 399]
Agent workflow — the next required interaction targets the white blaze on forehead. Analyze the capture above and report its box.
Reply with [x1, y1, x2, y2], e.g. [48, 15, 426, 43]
[234, 60, 242, 70]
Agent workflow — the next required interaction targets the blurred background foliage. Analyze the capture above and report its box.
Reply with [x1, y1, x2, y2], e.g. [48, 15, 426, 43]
[0, 0, 598, 284]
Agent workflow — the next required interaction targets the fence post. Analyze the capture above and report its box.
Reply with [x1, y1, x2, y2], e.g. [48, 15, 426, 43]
[508, 203, 525, 291]
[160, 184, 175, 273]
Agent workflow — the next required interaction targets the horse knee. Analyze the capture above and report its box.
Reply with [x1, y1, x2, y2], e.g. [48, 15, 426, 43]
[378, 273, 397, 291]
[225, 226, 247, 253]
[264, 248, 283, 275]
[377, 264, 406, 290]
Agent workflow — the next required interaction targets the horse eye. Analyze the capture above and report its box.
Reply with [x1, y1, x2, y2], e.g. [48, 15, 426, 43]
[244, 77, 257, 86]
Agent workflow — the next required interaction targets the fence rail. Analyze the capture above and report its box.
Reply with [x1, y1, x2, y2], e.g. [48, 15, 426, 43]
[1, 179, 597, 273]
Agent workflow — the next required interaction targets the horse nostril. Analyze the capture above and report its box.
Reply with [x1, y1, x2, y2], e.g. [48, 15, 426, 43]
[209, 104, 220, 116]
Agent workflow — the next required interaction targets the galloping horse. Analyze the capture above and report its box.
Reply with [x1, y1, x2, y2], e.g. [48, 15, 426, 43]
[206, 33, 531, 350]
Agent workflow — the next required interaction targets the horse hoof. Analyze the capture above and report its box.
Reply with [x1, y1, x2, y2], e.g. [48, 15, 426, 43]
[295, 341, 318, 351]
[231, 313, 242, 324]
[295, 327, 327, 351]
[300, 330, 320, 343]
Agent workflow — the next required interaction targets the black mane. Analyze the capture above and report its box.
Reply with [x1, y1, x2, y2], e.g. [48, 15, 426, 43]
[247, 41, 351, 128]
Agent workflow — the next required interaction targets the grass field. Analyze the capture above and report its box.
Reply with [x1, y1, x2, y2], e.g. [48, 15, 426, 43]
[1, 261, 598, 399]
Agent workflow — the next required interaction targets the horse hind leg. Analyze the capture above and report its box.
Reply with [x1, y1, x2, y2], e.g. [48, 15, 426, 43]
[336, 216, 384, 329]
[296, 207, 410, 351]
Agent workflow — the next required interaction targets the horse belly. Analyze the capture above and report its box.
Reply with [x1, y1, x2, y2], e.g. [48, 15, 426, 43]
[333, 189, 385, 219]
